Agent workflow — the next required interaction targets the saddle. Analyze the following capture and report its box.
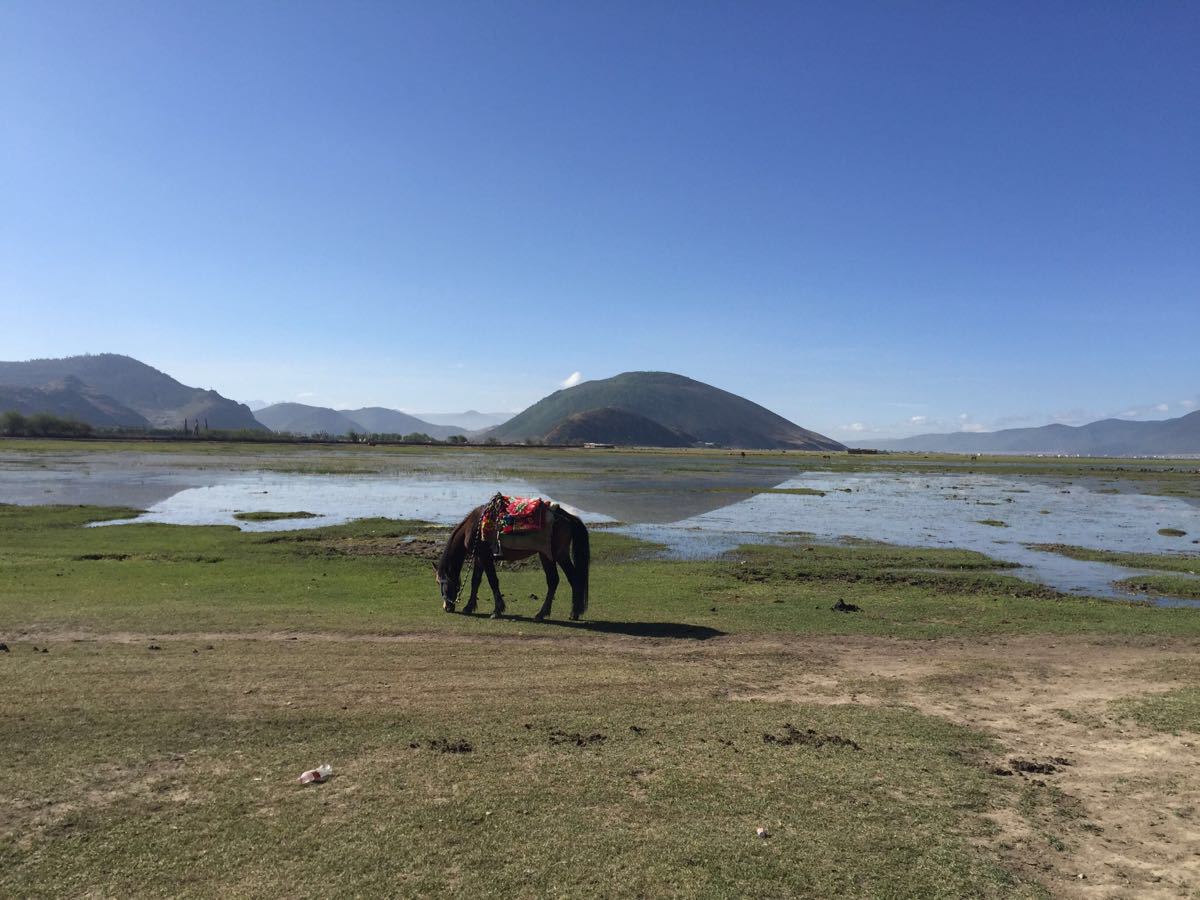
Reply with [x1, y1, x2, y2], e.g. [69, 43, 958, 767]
[478, 493, 547, 556]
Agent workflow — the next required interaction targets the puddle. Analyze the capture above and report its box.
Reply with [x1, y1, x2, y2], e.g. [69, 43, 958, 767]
[95, 472, 611, 531]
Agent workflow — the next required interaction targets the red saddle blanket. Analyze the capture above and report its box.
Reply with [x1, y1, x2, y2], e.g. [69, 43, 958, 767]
[479, 495, 545, 542]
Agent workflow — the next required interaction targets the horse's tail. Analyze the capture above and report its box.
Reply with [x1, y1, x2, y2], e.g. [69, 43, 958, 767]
[562, 510, 590, 618]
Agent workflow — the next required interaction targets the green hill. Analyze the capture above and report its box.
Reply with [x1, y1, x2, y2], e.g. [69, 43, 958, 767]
[491, 372, 843, 450]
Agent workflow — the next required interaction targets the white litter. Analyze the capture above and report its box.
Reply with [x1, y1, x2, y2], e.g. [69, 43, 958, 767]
[298, 763, 333, 784]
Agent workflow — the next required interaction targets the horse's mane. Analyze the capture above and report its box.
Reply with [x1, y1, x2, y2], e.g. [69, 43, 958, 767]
[437, 509, 475, 577]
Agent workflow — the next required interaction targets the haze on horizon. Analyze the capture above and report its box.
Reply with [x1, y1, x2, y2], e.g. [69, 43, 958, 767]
[2, 2, 1196, 439]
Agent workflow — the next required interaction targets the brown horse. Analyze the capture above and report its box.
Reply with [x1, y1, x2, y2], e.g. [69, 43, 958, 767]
[435, 499, 590, 620]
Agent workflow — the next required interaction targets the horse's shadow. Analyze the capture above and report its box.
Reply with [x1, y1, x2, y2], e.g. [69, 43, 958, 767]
[462, 613, 726, 641]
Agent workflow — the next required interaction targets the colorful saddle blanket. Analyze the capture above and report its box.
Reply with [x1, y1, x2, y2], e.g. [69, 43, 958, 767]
[479, 494, 545, 542]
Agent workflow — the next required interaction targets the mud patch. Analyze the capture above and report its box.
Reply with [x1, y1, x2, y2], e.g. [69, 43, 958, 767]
[762, 723, 861, 751]
[549, 729, 607, 747]
[1010, 757, 1072, 775]
[411, 738, 474, 754]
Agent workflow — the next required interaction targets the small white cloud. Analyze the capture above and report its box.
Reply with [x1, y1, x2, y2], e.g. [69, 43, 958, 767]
[960, 423, 987, 433]
[1154, 403, 1169, 413]
[1182, 399, 1196, 409]
[958, 413, 969, 421]
[909, 415, 927, 425]
[560, 371, 583, 389]
[297, 391, 316, 399]
[838, 423, 866, 432]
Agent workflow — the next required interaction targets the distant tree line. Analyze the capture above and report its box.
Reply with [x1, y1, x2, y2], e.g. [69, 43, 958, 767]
[0, 412, 486, 446]
[1, 411, 94, 437]
[345, 431, 469, 444]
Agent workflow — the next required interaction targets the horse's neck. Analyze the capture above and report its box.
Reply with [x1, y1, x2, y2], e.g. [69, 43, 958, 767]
[447, 515, 478, 573]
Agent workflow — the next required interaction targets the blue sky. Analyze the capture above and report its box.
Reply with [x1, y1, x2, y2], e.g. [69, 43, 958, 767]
[2, 1, 1196, 437]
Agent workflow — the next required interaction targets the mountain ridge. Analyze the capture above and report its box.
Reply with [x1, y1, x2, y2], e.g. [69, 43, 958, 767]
[254, 403, 470, 439]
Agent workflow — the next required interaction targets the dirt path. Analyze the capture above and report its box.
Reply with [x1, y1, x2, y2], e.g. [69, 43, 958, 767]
[733, 635, 1200, 899]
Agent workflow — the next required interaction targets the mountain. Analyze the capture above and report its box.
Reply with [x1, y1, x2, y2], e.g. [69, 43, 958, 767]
[0, 377, 150, 428]
[0, 354, 265, 430]
[254, 403, 466, 439]
[543, 407, 696, 447]
[341, 407, 466, 439]
[490, 371, 844, 450]
[413, 410, 514, 430]
[253, 403, 365, 436]
[859, 410, 1200, 455]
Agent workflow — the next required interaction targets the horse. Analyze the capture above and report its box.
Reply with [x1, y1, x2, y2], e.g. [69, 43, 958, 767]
[435, 497, 590, 621]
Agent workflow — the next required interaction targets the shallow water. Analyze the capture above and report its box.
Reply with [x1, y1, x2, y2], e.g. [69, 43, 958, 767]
[1, 449, 1196, 605]
[614, 472, 1200, 607]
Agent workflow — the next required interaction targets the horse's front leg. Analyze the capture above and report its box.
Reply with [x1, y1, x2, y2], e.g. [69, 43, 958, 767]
[480, 555, 505, 618]
[461, 560, 483, 615]
[535, 553, 558, 620]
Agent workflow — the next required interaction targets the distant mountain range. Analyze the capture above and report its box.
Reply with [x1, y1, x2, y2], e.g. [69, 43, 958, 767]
[15, 354, 1185, 456]
[490, 371, 844, 450]
[859, 411, 1200, 455]
[0, 354, 264, 431]
[254, 403, 469, 439]
[412, 410, 513, 430]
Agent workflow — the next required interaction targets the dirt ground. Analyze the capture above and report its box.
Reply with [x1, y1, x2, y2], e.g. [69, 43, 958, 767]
[13, 627, 1198, 897]
[729, 634, 1200, 899]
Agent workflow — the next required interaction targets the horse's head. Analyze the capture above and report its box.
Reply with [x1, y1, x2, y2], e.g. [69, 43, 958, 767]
[434, 565, 461, 613]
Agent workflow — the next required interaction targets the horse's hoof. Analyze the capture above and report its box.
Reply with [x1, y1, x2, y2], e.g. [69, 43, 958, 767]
[490, 612, 504, 620]
[534, 613, 546, 622]
[569, 614, 580, 621]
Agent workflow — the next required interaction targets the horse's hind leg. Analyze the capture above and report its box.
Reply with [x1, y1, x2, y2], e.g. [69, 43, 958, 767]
[556, 554, 581, 621]
[480, 555, 505, 618]
[535, 553, 558, 620]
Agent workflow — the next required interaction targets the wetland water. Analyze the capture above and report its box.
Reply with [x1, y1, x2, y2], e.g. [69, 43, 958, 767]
[2, 446, 1197, 605]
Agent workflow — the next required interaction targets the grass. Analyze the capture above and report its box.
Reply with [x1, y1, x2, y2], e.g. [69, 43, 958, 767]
[1116, 575, 1200, 601]
[1028, 543, 1200, 574]
[1029, 543, 1200, 601]
[0, 637, 1037, 899]
[1113, 687, 1200, 734]
[2, 505, 1198, 639]
[3, 502, 1198, 895]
